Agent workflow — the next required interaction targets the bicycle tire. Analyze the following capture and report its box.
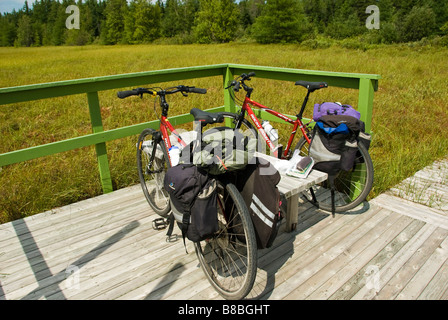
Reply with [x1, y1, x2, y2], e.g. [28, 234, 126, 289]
[194, 181, 257, 300]
[137, 128, 171, 217]
[216, 112, 258, 140]
[295, 136, 374, 212]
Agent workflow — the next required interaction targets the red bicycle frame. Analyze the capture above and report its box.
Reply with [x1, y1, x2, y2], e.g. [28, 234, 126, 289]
[159, 115, 187, 163]
[240, 96, 311, 159]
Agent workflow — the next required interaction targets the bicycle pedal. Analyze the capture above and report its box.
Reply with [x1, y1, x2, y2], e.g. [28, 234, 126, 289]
[166, 234, 179, 243]
[152, 218, 168, 230]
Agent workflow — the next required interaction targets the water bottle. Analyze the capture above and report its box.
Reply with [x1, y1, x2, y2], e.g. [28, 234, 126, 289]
[168, 146, 180, 166]
[262, 120, 278, 143]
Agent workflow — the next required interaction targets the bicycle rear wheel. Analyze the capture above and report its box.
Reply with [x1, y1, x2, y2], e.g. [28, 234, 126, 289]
[295, 136, 374, 212]
[194, 181, 257, 300]
[137, 129, 171, 217]
[214, 112, 257, 140]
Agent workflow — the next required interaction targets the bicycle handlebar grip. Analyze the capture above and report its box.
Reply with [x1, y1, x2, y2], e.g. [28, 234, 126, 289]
[117, 90, 139, 99]
[188, 87, 207, 94]
[247, 72, 256, 77]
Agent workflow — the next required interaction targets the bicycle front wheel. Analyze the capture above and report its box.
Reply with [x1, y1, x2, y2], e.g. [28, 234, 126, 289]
[194, 181, 257, 300]
[137, 129, 171, 217]
[295, 137, 374, 212]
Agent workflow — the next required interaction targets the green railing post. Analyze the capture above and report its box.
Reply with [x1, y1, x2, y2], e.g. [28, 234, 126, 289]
[87, 91, 113, 193]
[223, 66, 235, 113]
[358, 78, 376, 133]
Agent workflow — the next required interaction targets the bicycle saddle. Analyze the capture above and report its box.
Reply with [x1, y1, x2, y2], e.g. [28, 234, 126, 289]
[295, 80, 328, 92]
[190, 108, 224, 125]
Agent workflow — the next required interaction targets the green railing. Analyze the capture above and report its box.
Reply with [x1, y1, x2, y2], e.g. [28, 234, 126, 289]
[0, 63, 380, 194]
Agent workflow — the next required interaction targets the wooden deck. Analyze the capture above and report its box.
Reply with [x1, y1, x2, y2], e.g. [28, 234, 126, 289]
[1, 162, 448, 300]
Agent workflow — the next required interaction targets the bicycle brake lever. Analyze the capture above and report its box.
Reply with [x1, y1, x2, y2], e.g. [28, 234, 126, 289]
[225, 80, 237, 90]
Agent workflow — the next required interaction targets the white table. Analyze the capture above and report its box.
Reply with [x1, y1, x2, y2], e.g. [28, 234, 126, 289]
[255, 152, 328, 232]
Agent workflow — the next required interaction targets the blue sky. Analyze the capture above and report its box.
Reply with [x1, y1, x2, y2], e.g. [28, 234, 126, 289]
[0, 0, 135, 14]
[1, 0, 27, 14]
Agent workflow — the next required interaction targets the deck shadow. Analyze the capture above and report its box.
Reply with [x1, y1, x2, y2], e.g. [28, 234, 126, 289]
[11, 220, 140, 300]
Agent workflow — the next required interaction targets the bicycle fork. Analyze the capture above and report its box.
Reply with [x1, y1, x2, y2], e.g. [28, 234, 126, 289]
[143, 130, 165, 175]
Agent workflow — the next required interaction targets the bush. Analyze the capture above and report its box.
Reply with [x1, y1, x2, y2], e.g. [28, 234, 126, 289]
[400, 6, 437, 42]
[251, 0, 312, 44]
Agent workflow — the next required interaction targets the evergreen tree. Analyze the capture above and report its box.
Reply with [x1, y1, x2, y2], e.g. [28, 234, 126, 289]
[1, 0, 448, 46]
[132, 0, 161, 42]
[193, 0, 239, 43]
[324, 0, 364, 39]
[102, 0, 127, 44]
[0, 13, 18, 46]
[162, 0, 182, 37]
[15, 14, 33, 46]
[251, 0, 311, 43]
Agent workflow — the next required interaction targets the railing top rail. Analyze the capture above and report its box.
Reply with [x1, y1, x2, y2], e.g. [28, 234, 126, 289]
[0, 63, 228, 105]
[228, 63, 381, 80]
[0, 63, 381, 106]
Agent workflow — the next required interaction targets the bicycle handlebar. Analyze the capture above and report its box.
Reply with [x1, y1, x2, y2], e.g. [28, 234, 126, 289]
[226, 72, 256, 92]
[186, 87, 207, 94]
[117, 85, 207, 99]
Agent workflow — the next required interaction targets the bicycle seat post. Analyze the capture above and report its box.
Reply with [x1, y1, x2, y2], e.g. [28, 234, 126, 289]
[297, 90, 311, 120]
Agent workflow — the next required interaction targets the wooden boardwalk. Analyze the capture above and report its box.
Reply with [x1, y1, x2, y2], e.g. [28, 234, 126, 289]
[1, 162, 448, 300]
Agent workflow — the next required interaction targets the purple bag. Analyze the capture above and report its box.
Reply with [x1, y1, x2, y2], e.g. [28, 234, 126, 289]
[313, 102, 361, 121]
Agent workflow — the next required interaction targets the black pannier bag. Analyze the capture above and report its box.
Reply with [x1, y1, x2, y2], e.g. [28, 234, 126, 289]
[233, 157, 281, 249]
[308, 114, 367, 216]
[163, 164, 218, 243]
[309, 115, 362, 176]
[357, 121, 372, 151]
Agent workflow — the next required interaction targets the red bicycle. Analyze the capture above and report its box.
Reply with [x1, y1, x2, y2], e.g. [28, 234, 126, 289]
[117, 85, 207, 216]
[224, 72, 374, 213]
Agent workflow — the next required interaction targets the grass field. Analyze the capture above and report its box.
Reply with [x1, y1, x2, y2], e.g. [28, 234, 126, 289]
[1, 43, 448, 223]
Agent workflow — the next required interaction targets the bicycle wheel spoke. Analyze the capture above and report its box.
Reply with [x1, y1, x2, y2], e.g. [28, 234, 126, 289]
[194, 181, 256, 300]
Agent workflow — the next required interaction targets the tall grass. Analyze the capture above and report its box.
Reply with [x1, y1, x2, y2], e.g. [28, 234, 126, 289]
[1, 43, 448, 223]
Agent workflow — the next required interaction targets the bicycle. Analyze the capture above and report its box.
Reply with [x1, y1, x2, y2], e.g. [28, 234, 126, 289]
[118, 85, 207, 217]
[224, 72, 374, 213]
[117, 86, 257, 300]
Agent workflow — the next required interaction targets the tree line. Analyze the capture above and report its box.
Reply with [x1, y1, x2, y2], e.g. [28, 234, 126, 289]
[1, 0, 447, 47]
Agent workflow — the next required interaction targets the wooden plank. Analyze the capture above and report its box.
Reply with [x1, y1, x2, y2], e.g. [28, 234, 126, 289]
[1, 209, 152, 299]
[398, 234, 448, 300]
[328, 218, 426, 300]
[371, 194, 448, 230]
[285, 209, 403, 299]
[0, 184, 143, 242]
[351, 223, 438, 300]
[280, 207, 391, 300]
[375, 227, 448, 300]
[418, 259, 448, 300]
[262, 206, 382, 299]
[304, 212, 415, 300]
[0, 190, 146, 268]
